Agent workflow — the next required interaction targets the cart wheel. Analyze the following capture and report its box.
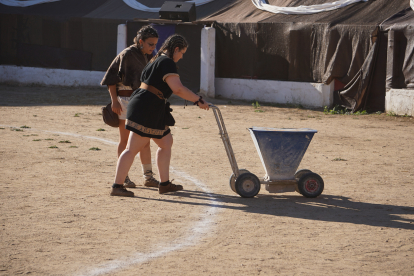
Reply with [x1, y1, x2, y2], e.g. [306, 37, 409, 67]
[229, 169, 249, 193]
[235, 173, 261, 198]
[294, 169, 312, 194]
[297, 172, 324, 198]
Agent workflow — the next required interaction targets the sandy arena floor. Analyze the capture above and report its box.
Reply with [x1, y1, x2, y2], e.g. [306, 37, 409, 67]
[0, 84, 413, 275]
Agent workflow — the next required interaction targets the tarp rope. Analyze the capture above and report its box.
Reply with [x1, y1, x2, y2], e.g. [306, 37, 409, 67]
[0, 0, 59, 7]
[251, 0, 369, 15]
[122, 0, 215, 12]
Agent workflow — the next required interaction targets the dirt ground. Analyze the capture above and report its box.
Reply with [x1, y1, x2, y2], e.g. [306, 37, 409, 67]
[0, 84, 413, 276]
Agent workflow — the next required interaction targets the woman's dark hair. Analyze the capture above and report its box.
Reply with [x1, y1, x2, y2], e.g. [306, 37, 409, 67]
[133, 25, 158, 45]
[150, 34, 188, 63]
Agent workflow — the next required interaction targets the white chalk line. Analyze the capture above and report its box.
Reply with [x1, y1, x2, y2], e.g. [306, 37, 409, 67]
[84, 168, 220, 276]
[1, 125, 220, 275]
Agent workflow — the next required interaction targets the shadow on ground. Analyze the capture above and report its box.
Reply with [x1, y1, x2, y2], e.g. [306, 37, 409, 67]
[133, 187, 414, 230]
[0, 84, 209, 107]
[0, 84, 289, 109]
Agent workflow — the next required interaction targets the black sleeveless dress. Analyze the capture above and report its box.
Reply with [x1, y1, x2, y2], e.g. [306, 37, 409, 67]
[125, 55, 179, 139]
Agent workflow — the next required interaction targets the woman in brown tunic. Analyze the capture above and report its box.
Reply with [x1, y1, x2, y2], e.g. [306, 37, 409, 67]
[101, 25, 160, 190]
[110, 34, 209, 197]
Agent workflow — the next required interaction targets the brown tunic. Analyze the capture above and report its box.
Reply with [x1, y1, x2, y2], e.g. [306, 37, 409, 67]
[100, 45, 152, 90]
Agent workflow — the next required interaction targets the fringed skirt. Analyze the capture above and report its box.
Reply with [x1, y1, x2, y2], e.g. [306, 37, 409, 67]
[125, 88, 170, 139]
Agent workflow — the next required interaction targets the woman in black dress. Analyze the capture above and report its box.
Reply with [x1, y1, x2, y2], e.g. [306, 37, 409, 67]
[110, 34, 209, 197]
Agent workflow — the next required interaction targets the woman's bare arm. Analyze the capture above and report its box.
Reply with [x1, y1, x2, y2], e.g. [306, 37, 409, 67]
[165, 75, 209, 110]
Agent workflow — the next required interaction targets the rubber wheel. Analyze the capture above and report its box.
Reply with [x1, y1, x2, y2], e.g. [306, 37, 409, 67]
[294, 169, 312, 194]
[297, 172, 324, 198]
[229, 169, 249, 193]
[235, 173, 261, 198]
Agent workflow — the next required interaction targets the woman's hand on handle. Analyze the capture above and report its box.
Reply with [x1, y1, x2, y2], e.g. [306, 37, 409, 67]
[197, 100, 209, 110]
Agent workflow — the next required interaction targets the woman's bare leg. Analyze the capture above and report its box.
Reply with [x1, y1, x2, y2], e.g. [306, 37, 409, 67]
[118, 121, 157, 187]
[152, 133, 182, 194]
[117, 119, 129, 157]
[118, 119, 138, 187]
[114, 132, 151, 184]
[139, 141, 152, 164]
[139, 140, 160, 187]
[120, 120, 153, 175]
[152, 133, 173, 182]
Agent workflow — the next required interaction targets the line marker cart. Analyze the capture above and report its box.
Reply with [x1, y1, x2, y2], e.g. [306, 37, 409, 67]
[211, 105, 324, 198]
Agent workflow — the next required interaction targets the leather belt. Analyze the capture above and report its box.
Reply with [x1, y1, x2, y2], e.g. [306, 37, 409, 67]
[117, 90, 133, 97]
[140, 83, 165, 100]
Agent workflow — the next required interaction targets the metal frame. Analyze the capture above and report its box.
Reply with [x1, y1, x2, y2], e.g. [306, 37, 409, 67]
[210, 105, 271, 185]
[210, 105, 302, 186]
[210, 105, 240, 178]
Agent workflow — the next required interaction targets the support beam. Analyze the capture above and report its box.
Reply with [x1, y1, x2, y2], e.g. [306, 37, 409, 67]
[117, 24, 127, 55]
[200, 26, 215, 98]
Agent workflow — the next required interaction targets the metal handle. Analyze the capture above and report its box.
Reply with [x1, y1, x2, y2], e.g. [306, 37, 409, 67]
[209, 104, 240, 177]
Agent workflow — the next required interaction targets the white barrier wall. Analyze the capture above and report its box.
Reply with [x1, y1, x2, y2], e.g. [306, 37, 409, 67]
[215, 78, 334, 108]
[385, 89, 414, 116]
[0, 65, 104, 87]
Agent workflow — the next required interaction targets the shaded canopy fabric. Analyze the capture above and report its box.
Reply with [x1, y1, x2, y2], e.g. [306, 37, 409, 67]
[0, 0, 237, 20]
[0, 0, 110, 19]
[83, 0, 236, 21]
[199, 0, 411, 111]
[201, 0, 410, 83]
[1, 0, 375, 15]
[337, 7, 414, 112]
[0, 0, 59, 7]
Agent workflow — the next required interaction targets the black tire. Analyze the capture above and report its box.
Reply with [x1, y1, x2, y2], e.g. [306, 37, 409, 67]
[294, 169, 312, 180]
[229, 169, 249, 193]
[298, 172, 324, 198]
[294, 169, 312, 194]
[235, 173, 261, 198]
